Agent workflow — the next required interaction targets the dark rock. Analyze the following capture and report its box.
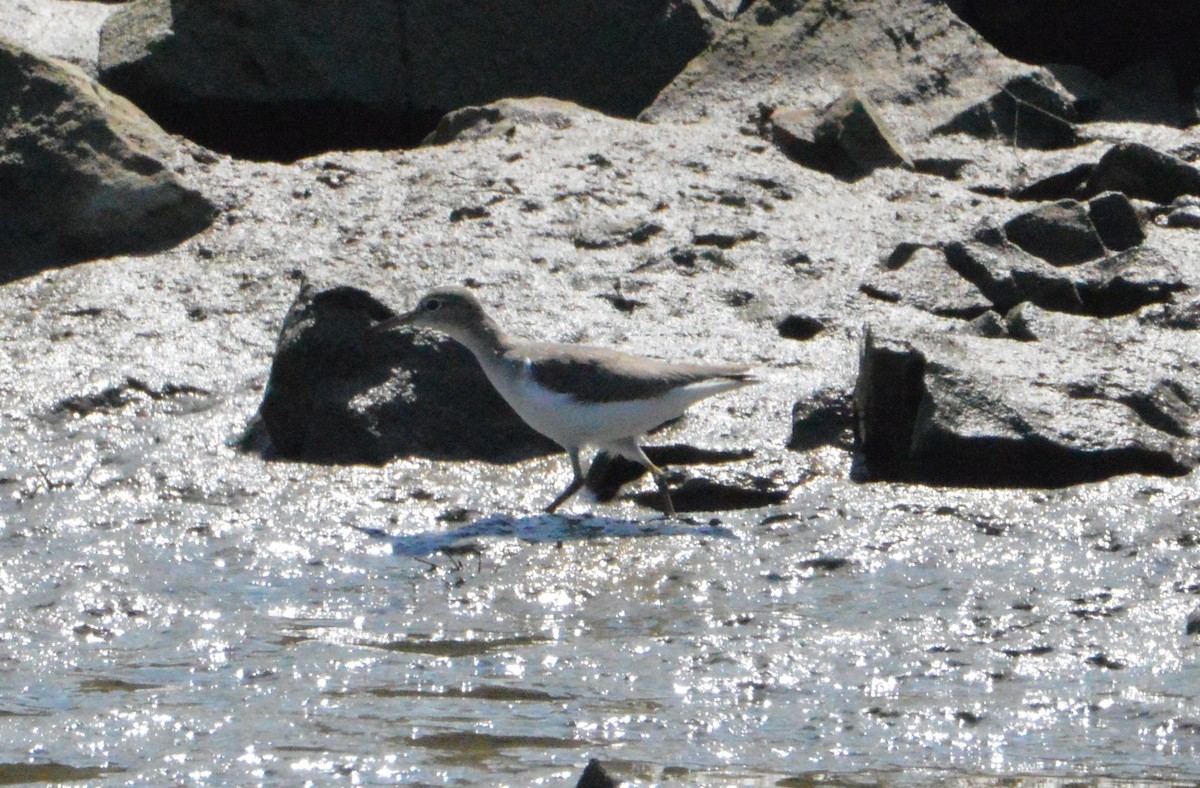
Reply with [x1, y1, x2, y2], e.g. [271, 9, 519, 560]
[813, 89, 913, 175]
[912, 158, 973, 180]
[577, 758, 618, 788]
[1088, 143, 1200, 205]
[422, 97, 584, 146]
[1087, 192, 1145, 251]
[1050, 60, 1187, 127]
[630, 474, 790, 513]
[1187, 608, 1200, 636]
[933, 70, 1080, 150]
[51, 378, 211, 419]
[946, 2, 1200, 116]
[853, 325, 1197, 486]
[1081, 248, 1190, 317]
[98, 0, 714, 160]
[249, 280, 556, 465]
[770, 89, 912, 180]
[955, 710, 985, 726]
[852, 330, 928, 479]
[574, 218, 664, 250]
[777, 314, 827, 341]
[0, 38, 215, 281]
[1086, 652, 1126, 670]
[1011, 163, 1095, 202]
[585, 445, 761, 512]
[962, 311, 1007, 339]
[883, 242, 926, 270]
[789, 389, 855, 451]
[863, 246, 993, 320]
[692, 230, 759, 249]
[1166, 203, 1200, 229]
[944, 242, 1185, 317]
[1003, 301, 1052, 342]
[1138, 298, 1200, 331]
[596, 292, 647, 314]
[971, 218, 1008, 247]
[448, 205, 489, 223]
[1002, 200, 1105, 266]
[798, 556, 851, 572]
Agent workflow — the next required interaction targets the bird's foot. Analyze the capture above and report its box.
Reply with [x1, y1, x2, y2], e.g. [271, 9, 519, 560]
[545, 476, 585, 514]
[654, 472, 676, 518]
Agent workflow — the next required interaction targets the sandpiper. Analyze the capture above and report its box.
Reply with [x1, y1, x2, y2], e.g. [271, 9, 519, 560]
[372, 286, 757, 515]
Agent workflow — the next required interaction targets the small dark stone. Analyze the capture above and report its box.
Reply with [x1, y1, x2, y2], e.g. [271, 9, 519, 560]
[693, 230, 759, 249]
[884, 241, 925, 269]
[585, 445, 757, 509]
[630, 475, 789, 513]
[798, 556, 850, 572]
[962, 311, 1006, 338]
[1187, 609, 1200, 636]
[1003, 200, 1106, 266]
[576, 758, 618, 788]
[777, 314, 827, 341]
[1012, 163, 1096, 202]
[722, 289, 756, 307]
[1086, 652, 1126, 670]
[1088, 143, 1200, 205]
[1088, 191, 1145, 251]
[449, 205, 490, 222]
[596, 293, 646, 314]
[1166, 205, 1200, 229]
[912, 158, 972, 180]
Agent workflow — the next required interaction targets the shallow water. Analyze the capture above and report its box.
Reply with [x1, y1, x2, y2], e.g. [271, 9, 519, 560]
[2, 397, 1199, 786]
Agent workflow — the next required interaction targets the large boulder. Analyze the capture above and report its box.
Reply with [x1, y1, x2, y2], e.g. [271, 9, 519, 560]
[644, 0, 1031, 135]
[97, 0, 714, 160]
[247, 280, 556, 465]
[854, 320, 1198, 485]
[0, 37, 214, 280]
[932, 70, 1081, 149]
[943, 241, 1187, 317]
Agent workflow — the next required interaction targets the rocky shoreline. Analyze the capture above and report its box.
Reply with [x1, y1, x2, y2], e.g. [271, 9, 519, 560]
[2, 0, 1200, 783]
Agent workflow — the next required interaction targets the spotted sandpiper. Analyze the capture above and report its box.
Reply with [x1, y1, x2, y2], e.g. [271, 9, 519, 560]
[372, 286, 757, 515]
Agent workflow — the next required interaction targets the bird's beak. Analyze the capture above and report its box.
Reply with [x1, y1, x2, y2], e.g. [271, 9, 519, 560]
[370, 307, 420, 333]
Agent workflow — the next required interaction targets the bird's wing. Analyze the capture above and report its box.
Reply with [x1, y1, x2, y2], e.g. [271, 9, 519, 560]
[520, 342, 754, 404]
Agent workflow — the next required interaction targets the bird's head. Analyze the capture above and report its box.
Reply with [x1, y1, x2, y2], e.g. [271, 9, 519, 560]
[371, 286, 489, 343]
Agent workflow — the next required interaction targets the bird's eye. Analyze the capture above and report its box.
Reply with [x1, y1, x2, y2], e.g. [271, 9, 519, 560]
[424, 298, 441, 312]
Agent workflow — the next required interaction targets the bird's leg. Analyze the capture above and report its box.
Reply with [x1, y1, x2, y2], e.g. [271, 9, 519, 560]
[545, 448, 585, 514]
[649, 463, 676, 517]
[610, 438, 676, 517]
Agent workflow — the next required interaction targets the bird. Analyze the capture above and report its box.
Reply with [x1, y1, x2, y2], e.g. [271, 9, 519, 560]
[371, 286, 757, 515]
